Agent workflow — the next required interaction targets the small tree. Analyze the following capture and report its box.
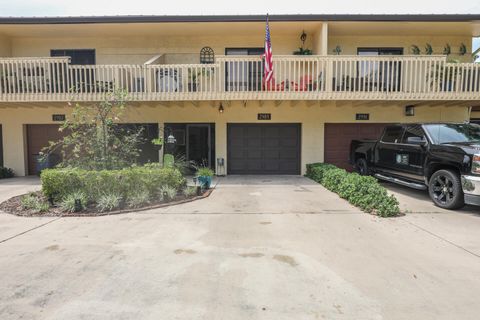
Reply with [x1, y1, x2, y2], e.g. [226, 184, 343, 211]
[42, 90, 146, 170]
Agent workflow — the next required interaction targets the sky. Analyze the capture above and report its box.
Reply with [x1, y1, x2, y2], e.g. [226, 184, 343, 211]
[0, 0, 479, 16]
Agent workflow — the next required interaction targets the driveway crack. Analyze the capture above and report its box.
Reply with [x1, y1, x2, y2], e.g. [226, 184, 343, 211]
[401, 217, 480, 259]
[0, 217, 63, 244]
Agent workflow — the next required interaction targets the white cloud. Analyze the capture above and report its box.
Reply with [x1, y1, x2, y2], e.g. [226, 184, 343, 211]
[0, 0, 479, 16]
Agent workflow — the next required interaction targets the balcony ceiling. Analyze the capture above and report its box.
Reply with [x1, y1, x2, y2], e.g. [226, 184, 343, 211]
[329, 21, 480, 37]
[0, 21, 323, 38]
[0, 20, 478, 38]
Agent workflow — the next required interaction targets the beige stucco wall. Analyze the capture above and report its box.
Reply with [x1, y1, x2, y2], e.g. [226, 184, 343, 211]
[0, 34, 11, 57]
[471, 111, 480, 119]
[10, 34, 311, 65]
[0, 101, 470, 176]
[329, 35, 473, 61]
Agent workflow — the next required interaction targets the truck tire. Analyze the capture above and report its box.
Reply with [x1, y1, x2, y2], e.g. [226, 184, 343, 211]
[428, 169, 465, 210]
[355, 158, 369, 176]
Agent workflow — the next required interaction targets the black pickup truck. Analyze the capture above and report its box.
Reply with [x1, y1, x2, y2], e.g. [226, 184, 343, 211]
[350, 123, 480, 209]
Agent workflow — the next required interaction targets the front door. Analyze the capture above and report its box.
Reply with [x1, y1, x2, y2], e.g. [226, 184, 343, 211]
[187, 124, 211, 168]
[164, 123, 215, 172]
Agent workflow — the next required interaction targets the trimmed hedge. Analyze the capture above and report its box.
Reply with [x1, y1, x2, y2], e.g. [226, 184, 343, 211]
[305, 163, 400, 217]
[0, 167, 14, 179]
[41, 165, 186, 203]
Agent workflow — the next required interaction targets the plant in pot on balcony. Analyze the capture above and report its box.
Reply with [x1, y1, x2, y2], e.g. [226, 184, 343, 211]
[430, 58, 460, 92]
[196, 167, 214, 189]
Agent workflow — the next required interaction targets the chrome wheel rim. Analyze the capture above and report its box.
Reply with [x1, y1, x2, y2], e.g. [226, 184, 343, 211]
[432, 175, 455, 205]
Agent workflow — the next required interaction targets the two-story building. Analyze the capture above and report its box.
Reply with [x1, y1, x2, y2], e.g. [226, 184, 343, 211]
[0, 14, 479, 176]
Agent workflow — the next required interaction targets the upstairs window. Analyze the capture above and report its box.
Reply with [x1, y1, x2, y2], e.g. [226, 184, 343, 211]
[51, 49, 96, 65]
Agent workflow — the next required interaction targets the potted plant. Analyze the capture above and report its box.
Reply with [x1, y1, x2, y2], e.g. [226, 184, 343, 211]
[293, 47, 313, 55]
[188, 69, 199, 92]
[411, 45, 421, 55]
[196, 167, 214, 189]
[151, 137, 163, 151]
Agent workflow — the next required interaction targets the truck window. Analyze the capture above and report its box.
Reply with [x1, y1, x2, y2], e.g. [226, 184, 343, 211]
[381, 126, 404, 143]
[402, 125, 426, 144]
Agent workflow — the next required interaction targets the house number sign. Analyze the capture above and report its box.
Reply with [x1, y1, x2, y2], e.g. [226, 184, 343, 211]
[257, 113, 272, 120]
[355, 113, 370, 121]
[52, 114, 66, 122]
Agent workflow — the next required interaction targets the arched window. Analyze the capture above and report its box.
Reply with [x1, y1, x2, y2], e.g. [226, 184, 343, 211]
[200, 47, 215, 64]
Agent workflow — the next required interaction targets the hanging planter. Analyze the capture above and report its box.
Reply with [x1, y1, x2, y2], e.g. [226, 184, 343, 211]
[151, 138, 163, 151]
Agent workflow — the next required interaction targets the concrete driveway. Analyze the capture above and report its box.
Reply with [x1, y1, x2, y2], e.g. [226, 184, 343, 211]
[1, 176, 480, 320]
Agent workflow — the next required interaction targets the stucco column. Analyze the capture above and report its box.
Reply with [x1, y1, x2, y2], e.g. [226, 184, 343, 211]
[2, 122, 26, 176]
[215, 120, 227, 176]
[319, 22, 329, 55]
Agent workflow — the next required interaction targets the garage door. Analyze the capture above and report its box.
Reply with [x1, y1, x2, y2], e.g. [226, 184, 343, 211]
[227, 123, 301, 174]
[26, 124, 65, 175]
[324, 123, 387, 171]
[26, 123, 160, 175]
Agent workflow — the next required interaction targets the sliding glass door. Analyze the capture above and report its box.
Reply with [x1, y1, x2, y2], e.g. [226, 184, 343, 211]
[357, 48, 403, 92]
[225, 48, 264, 92]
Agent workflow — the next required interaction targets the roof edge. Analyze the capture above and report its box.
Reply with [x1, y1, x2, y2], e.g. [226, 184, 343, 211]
[0, 14, 479, 25]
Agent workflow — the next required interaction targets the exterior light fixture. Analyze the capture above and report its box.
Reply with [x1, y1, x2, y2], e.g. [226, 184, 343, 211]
[166, 129, 176, 144]
[218, 104, 224, 113]
[300, 30, 307, 47]
[405, 105, 415, 116]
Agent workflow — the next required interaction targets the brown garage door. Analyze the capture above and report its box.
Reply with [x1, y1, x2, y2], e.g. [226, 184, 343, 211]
[26, 123, 160, 175]
[324, 123, 387, 171]
[228, 123, 301, 174]
[26, 124, 65, 175]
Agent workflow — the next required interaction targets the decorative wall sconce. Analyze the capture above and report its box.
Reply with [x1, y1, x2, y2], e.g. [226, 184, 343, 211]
[411, 45, 421, 55]
[425, 43, 433, 55]
[333, 45, 342, 55]
[218, 103, 224, 113]
[443, 44, 451, 55]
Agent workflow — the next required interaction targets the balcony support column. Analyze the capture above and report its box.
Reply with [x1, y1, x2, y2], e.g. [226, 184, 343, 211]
[2, 121, 27, 176]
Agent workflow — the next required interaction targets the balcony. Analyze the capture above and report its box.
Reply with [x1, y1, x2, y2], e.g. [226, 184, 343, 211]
[0, 55, 479, 102]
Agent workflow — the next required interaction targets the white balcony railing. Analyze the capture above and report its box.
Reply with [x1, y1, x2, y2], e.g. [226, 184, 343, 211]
[0, 55, 479, 102]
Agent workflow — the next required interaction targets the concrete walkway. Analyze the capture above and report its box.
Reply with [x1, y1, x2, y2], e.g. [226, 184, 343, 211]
[0, 176, 480, 319]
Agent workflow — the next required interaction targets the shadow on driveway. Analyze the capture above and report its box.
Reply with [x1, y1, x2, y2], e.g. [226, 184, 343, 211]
[381, 181, 479, 215]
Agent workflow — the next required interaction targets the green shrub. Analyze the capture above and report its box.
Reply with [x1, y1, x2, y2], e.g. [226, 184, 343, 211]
[41, 166, 186, 203]
[20, 193, 50, 213]
[306, 163, 400, 217]
[196, 167, 214, 177]
[60, 191, 87, 213]
[127, 190, 150, 208]
[183, 186, 198, 197]
[96, 193, 122, 212]
[0, 167, 14, 179]
[305, 163, 336, 182]
[160, 185, 177, 201]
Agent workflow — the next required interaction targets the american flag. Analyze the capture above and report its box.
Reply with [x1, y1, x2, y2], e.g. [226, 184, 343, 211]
[264, 15, 273, 83]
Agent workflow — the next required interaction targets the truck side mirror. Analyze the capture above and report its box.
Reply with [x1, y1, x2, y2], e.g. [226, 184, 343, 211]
[407, 136, 427, 146]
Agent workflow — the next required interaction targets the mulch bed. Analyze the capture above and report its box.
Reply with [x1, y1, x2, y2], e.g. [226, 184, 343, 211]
[0, 189, 213, 217]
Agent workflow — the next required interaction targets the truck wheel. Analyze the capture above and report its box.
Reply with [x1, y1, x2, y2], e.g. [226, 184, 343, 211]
[428, 170, 465, 210]
[355, 158, 369, 176]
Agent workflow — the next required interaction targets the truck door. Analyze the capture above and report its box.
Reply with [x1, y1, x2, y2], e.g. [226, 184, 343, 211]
[397, 124, 427, 181]
[375, 125, 405, 174]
